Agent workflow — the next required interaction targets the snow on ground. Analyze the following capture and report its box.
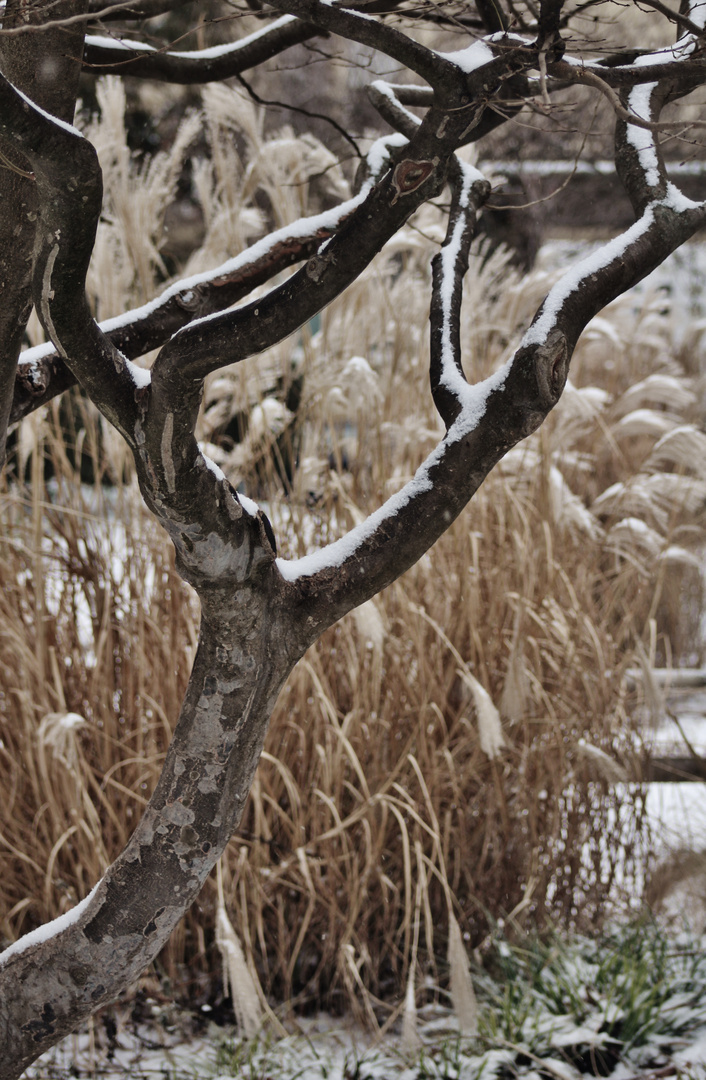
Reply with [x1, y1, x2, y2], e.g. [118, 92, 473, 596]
[25, 985, 706, 1080]
[643, 686, 706, 855]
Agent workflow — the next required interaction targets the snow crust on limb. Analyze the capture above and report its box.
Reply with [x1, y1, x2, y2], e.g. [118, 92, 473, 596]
[125, 357, 151, 388]
[84, 15, 297, 61]
[170, 136, 401, 337]
[626, 83, 660, 188]
[276, 361, 510, 582]
[17, 173, 382, 374]
[0, 882, 101, 967]
[437, 160, 488, 403]
[201, 452, 259, 517]
[11, 83, 84, 138]
[370, 79, 422, 130]
[522, 212, 655, 348]
[439, 38, 495, 73]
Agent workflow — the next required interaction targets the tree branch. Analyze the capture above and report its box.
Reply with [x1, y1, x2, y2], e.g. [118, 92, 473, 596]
[430, 159, 491, 429]
[635, 0, 706, 39]
[11, 197, 359, 425]
[265, 0, 466, 92]
[549, 58, 706, 128]
[276, 192, 706, 637]
[615, 80, 670, 214]
[82, 15, 323, 83]
[367, 79, 422, 138]
[0, 75, 141, 442]
[0, 0, 88, 468]
[0, 0, 159, 34]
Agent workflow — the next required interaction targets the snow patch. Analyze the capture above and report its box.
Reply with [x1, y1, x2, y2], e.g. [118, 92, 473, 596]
[440, 38, 495, 72]
[238, 493, 259, 517]
[0, 881, 101, 966]
[201, 452, 227, 484]
[124, 357, 151, 388]
[365, 132, 407, 179]
[84, 15, 297, 61]
[370, 80, 421, 130]
[437, 161, 488, 404]
[626, 83, 660, 188]
[12, 83, 83, 138]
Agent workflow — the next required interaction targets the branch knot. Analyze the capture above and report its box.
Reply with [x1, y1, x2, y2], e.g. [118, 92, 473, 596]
[391, 158, 437, 204]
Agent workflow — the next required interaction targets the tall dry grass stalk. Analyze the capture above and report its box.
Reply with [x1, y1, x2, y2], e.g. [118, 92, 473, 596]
[1, 85, 704, 1022]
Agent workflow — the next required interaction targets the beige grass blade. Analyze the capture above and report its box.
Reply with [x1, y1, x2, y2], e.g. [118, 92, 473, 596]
[447, 911, 478, 1035]
[215, 861, 263, 1038]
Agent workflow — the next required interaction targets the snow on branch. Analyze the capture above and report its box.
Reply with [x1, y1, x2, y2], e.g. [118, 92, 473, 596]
[522, 187, 706, 354]
[83, 15, 321, 84]
[12, 181, 370, 423]
[266, 0, 463, 89]
[276, 355, 511, 589]
[625, 81, 662, 192]
[147, 128, 442, 390]
[430, 159, 491, 428]
[368, 79, 422, 138]
[0, 883, 102, 969]
[9, 83, 84, 140]
[0, 72, 142, 440]
[276, 176, 706, 630]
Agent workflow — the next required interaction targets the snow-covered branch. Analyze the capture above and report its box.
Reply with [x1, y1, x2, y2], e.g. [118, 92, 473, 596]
[429, 160, 491, 428]
[0, 74, 141, 441]
[82, 16, 321, 83]
[275, 174, 706, 636]
[11, 190, 364, 424]
[265, 0, 476, 91]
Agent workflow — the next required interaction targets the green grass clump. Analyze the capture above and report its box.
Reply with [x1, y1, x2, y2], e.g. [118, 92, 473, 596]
[201, 923, 706, 1080]
[475, 921, 706, 1075]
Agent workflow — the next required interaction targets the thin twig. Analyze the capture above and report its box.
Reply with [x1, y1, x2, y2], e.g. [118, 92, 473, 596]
[233, 70, 362, 157]
[551, 60, 706, 130]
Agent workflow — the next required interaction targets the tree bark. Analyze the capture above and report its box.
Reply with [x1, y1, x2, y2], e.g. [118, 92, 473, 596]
[0, 0, 88, 467]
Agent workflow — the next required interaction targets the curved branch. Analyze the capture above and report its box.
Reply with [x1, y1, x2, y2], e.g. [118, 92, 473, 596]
[553, 51, 706, 89]
[550, 58, 706, 128]
[430, 160, 491, 428]
[615, 80, 670, 214]
[0, 70, 276, 579]
[367, 79, 422, 138]
[11, 201, 355, 425]
[276, 188, 706, 637]
[369, 65, 529, 146]
[265, 0, 465, 92]
[635, 0, 706, 39]
[144, 24, 542, 449]
[0, 0, 88, 467]
[0, 0, 153, 35]
[147, 120, 450, 405]
[82, 16, 323, 83]
[0, 76, 141, 442]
